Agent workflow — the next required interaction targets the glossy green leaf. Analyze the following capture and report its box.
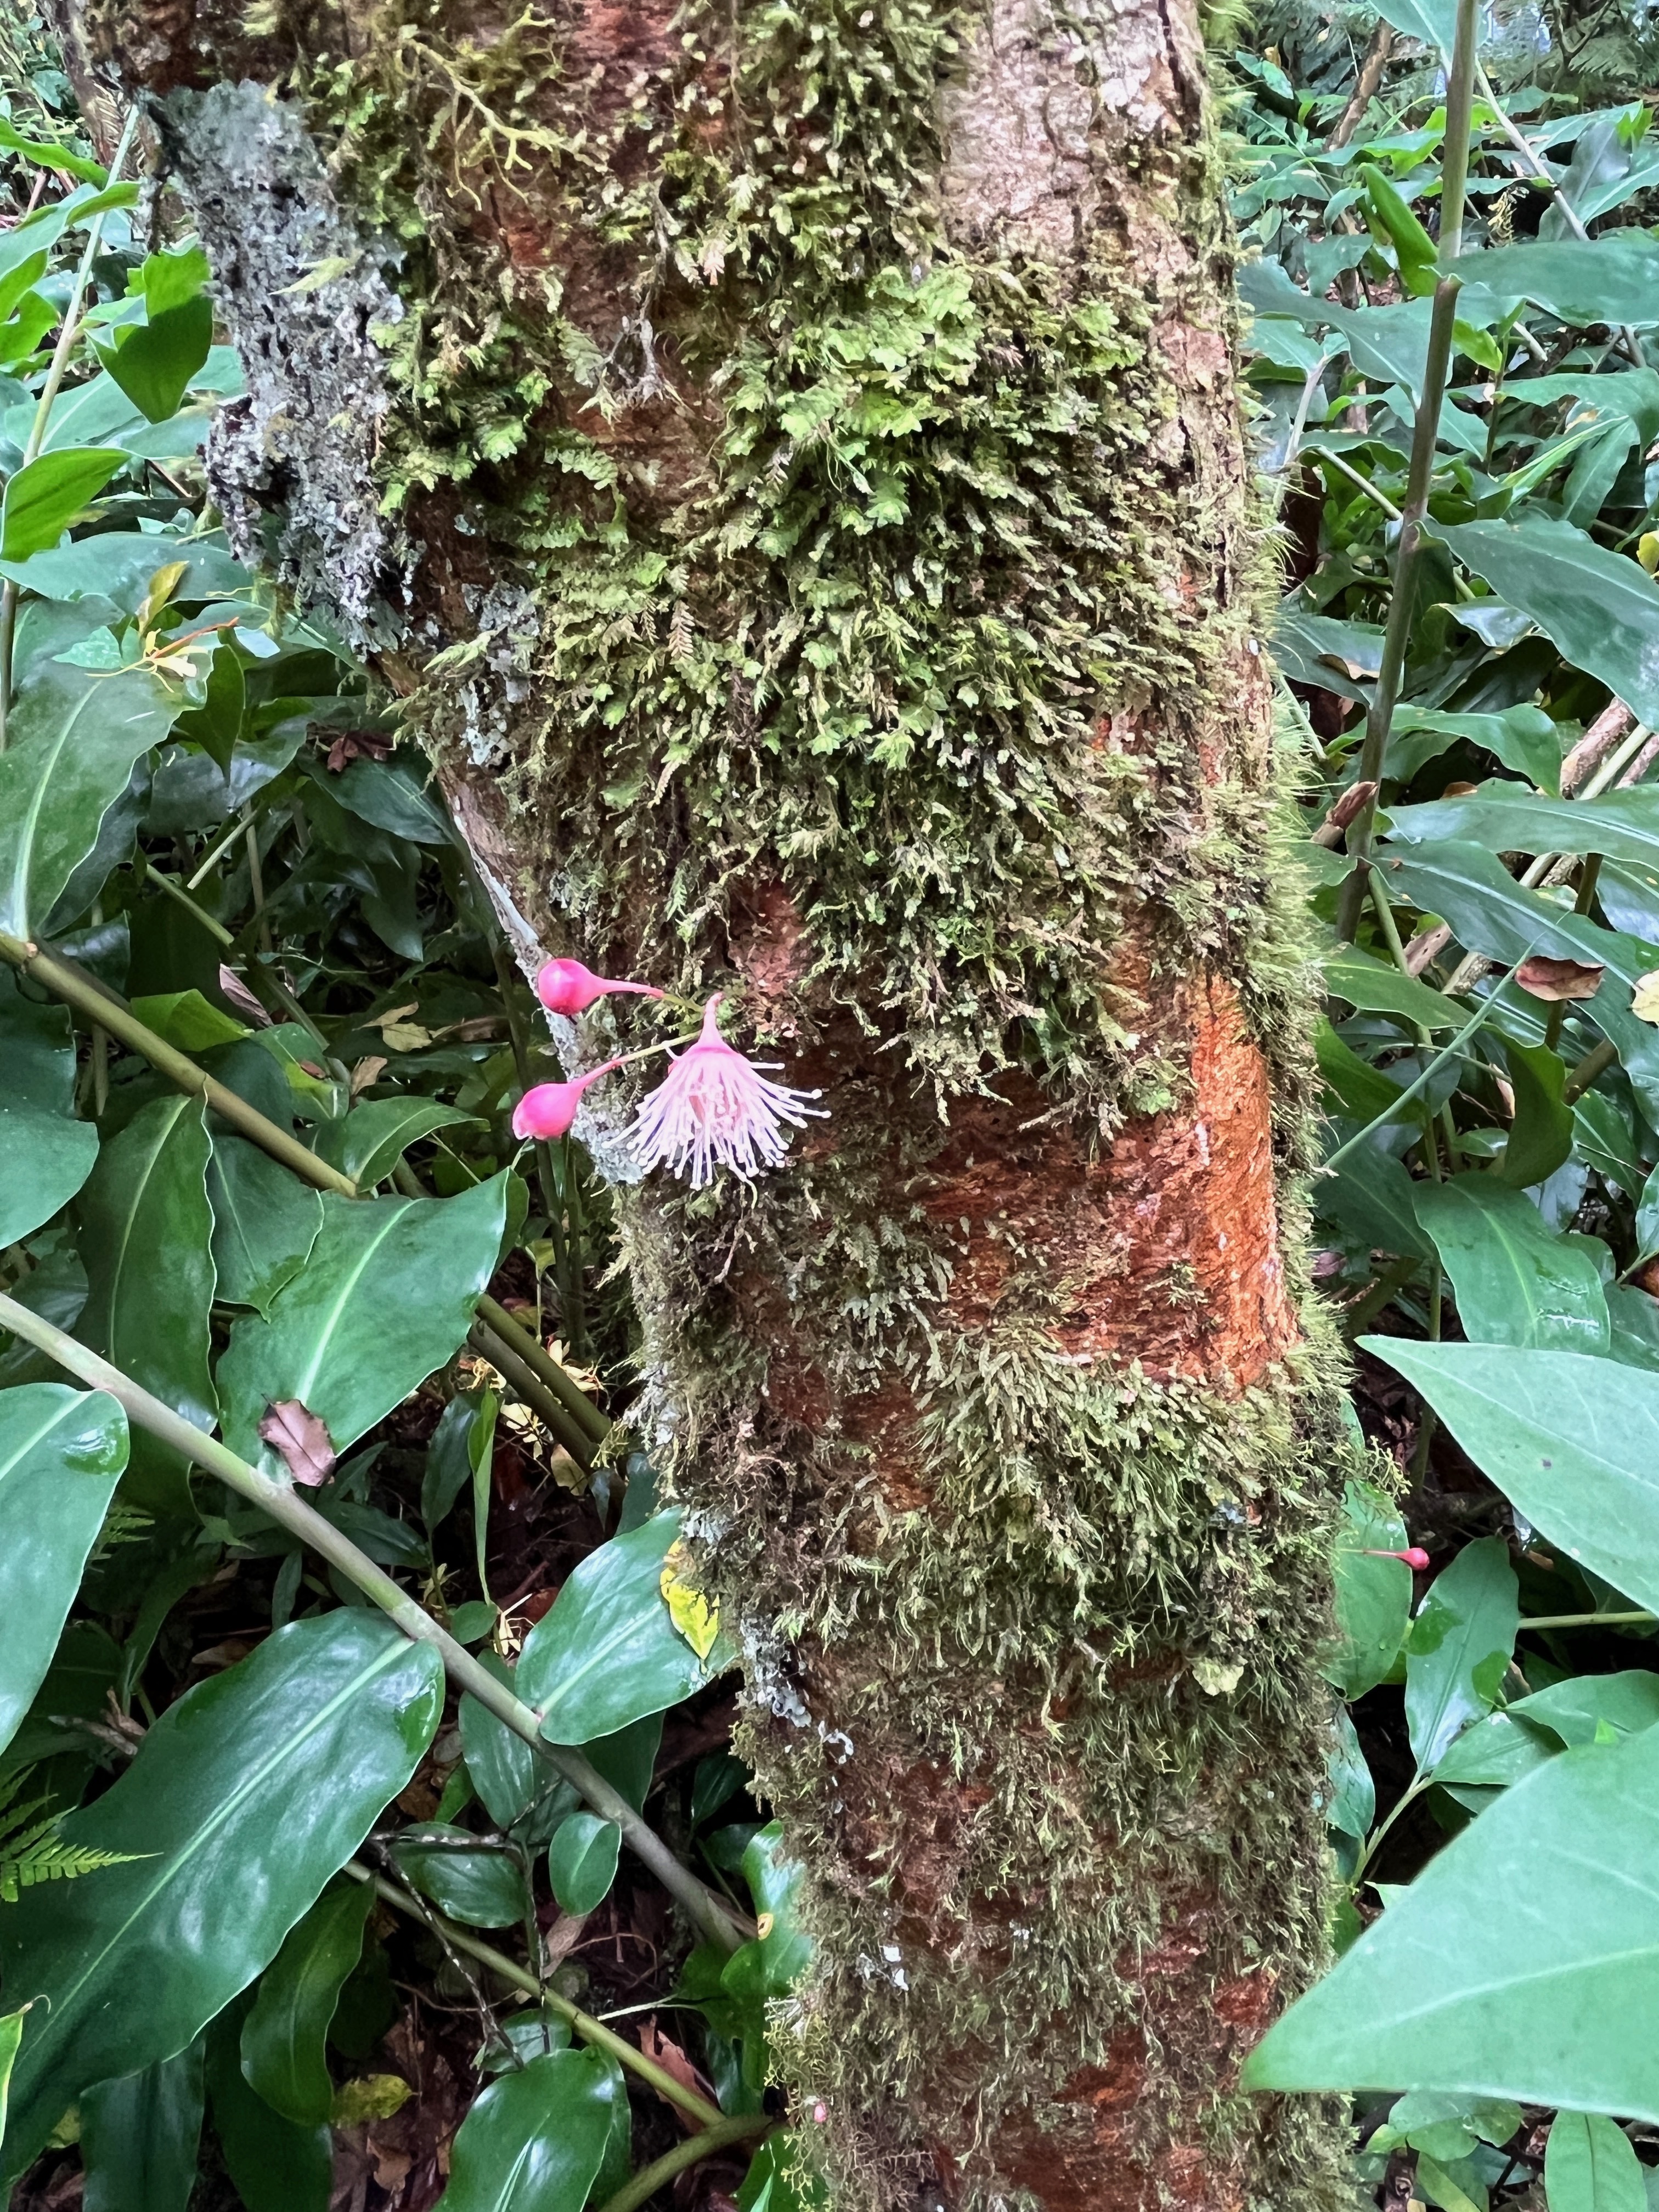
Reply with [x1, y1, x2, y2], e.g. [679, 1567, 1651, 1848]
[459, 1651, 538, 1830]
[1391, 785, 1659, 875]
[1509, 1673, 1659, 1748]
[1415, 1178, 1609, 1352]
[434, 2048, 620, 2212]
[1430, 1711, 1555, 1790]
[0, 1384, 127, 1759]
[392, 1826, 532, 1928]
[1404, 1538, 1519, 1775]
[723, 1822, 812, 2001]
[81, 2041, 205, 2212]
[0, 1611, 442, 2179]
[422, 1390, 487, 1534]
[1497, 1039, 1575, 1192]
[1572, 1090, 1644, 1203]
[736, 2134, 830, 2212]
[1329, 1477, 1414, 1699]
[546, 1813, 621, 1916]
[1387, 704, 1563, 794]
[1380, 842, 1659, 1114]
[1428, 517, 1659, 731]
[1361, 162, 1436, 296]
[205, 1991, 330, 2212]
[1326, 1706, 1375, 1840]
[1545, 2111, 1647, 2212]
[1369, 0, 1457, 51]
[129, 989, 249, 1053]
[519, 1512, 725, 1746]
[173, 637, 246, 774]
[207, 1135, 325, 1317]
[1316, 1144, 1433, 1262]
[240, 1880, 373, 2126]
[1242, 1718, 1659, 2110]
[327, 755, 454, 845]
[95, 296, 213, 423]
[78, 1095, 216, 1514]
[0, 532, 247, 605]
[0, 963, 98, 1244]
[1450, 234, 1659, 328]
[0, 448, 126, 561]
[217, 1173, 508, 1481]
[1360, 1340, 1659, 1617]
[0, 2005, 23, 2150]
[1322, 945, 1460, 1031]
[0, 659, 180, 937]
[313, 1097, 481, 1188]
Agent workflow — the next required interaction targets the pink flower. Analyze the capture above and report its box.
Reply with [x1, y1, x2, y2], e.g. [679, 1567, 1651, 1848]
[1361, 1547, 1430, 1571]
[512, 1060, 622, 1141]
[535, 958, 664, 1018]
[630, 996, 825, 1187]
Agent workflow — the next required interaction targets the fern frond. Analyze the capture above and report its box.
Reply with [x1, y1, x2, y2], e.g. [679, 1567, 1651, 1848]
[0, 1829, 144, 1904]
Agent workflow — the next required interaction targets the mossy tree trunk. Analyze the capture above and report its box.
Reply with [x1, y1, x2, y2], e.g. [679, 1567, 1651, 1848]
[70, 1, 1348, 2202]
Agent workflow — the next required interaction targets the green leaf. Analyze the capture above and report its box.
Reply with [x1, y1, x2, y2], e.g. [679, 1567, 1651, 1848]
[1427, 516, 1659, 731]
[0, 1612, 443, 2179]
[1451, 234, 1659, 329]
[0, 1385, 127, 1761]
[546, 1813, 621, 1916]
[722, 1822, 812, 2001]
[1414, 1178, 1610, 1351]
[1496, 1040, 1575, 1192]
[207, 1135, 325, 1318]
[1391, 785, 1659, 876]
[128, 989, 249, 1053]
[0, 119, 106, 185]
[1545, 2113, 1647, 2212]
[1379, 842, 1659, 1116]
[1509, 1673, 1659, 1747]
[0, 963, 98, 1244]
[1430, 1711, 1555, 1790]
[326, 755, 453, 845]
[1326, 1706, 1375, 1839]
[240, 1880, 373, 2126]
[422, 1390, 486, 1534]
[312, 1098, 482, 1189]
[1404, 1537, 1519, 1775]
[216, 1175, 509, 1482]
[0, 2005, 24, 2150]
[94, 297, 213, 424]
[1322, 944, 1460, 1031]
[1329, 1477, 1414, 1699]
[1572, 1090, 1644, 1203]
[80, 2041, 205, 2212]
[433, 2049, 621, 2212]
[1369, 0, 1458, 52]
[1242, 1718, 1659, 2110]
[459, 1651, 538, 1830]
[1358, 1340, 1659, 1616]
[1362, 163, 1437, 297]
[1316, 1145, 1434, 1263]
[205, 1991, 330, 2212]
[0, 659, 180, 938]
[1387, 705, 1562, 795]
[0, 449, 126, 562]
[391, 1826, 532, 1928]
[518, 1513, 725, 1746]
[173, 637, 246, 774]
[78, 1096, 217, 1515]
[737, 2135, 830, 2212]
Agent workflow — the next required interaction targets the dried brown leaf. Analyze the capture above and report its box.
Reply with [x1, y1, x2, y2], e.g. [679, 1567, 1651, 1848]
[258, 1398, 336, 1486]
[1516, 955, 1605, 1002]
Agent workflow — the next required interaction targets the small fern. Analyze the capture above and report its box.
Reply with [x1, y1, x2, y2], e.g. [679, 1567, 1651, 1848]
[0, 1773, 144, 1905]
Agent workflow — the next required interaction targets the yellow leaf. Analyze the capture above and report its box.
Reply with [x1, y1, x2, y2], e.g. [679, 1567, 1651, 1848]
[380, 1022, 433, 1052]
[660, 1542, 719, 1661]
[331, 2073, 413, 2124]
[1634, 970, 1659, 1024]
[1641, 532, 1659, 575]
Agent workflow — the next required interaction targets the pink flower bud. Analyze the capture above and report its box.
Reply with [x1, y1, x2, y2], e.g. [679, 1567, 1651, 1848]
[535, 958, 664, 1017]
[1360, 1546, 1430, 1571]
[511, 1059, 622, 1141]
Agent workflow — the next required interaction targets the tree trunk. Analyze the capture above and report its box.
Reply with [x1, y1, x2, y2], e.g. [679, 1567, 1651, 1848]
[69, 2, 1348, 2202]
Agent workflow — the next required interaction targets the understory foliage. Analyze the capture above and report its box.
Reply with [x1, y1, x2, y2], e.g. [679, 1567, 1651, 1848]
[1232, 1, 1659, 2205]
[0, 100, 814, 2212]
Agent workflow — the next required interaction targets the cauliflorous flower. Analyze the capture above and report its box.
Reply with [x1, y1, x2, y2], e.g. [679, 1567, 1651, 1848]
[630, 996, 825, 1187]
[535, 958, 664, 1018]
[512, 1060, 622, 1141]
[1360, 1546, 1430, 1571]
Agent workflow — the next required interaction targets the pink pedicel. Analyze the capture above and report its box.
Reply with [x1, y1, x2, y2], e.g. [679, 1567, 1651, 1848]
[1361, 1547, 1431, 1571]
[511, 1059, 623, 1141]
[534, 958, 665, 1017]
[630, 996, 826, 1188]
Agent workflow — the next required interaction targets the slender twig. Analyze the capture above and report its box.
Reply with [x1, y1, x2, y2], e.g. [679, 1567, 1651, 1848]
[0, 106, 142, 749]
[1563, 1037, 1618, 1103]
[1521, 1610, 1657, 1630]
[592, 2114, 776, 2212]
[1317, 447, 1403, 522]
[0, 1294, 752, 1955]
[1335, 0, 1480, 940]
[346, 1865, 731, 2126]
[477, 1292, 610, 1447]
[133, 853, 235, 949]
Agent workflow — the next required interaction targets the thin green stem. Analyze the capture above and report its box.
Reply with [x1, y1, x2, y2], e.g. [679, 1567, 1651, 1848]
[1341, 1254, 1423, 1337]
[0, 106, 142, 749]
[346, 1865, 731, 2126]
[477, 1293, 610, 1447]
[468, 1316, 596, 1468]
[592, 2115, 776, 2212]
[1563, 1037, 1618, 1104]
[1520, 1610, 1658, 1631]
[133, 853, 235, 949]
[0, 932, 359, 1198]
[1351, 1774, 1431, 1891]
[1366, 862, 1454, 1176]
[0, 1294, 751, 1955]
[1318, 447, 1402, 522]
[1334, 0, 1480, 941]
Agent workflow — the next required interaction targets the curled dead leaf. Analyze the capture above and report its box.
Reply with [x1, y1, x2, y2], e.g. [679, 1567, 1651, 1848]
[325, 729, 394, 772]
[216, 966, 270, 1027]
[350, 1054, 388, 1096]
[1515, 955, 1605, 1003]
[1633, 970, 1659, 1024]
[258, 1398, 336, 1487]
[1327, 779, 1379, 832]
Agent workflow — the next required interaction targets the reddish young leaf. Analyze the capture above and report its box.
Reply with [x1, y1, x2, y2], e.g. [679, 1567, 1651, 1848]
[1515, 955, 1605, 1002]
[258, 1398, 336, 1486]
